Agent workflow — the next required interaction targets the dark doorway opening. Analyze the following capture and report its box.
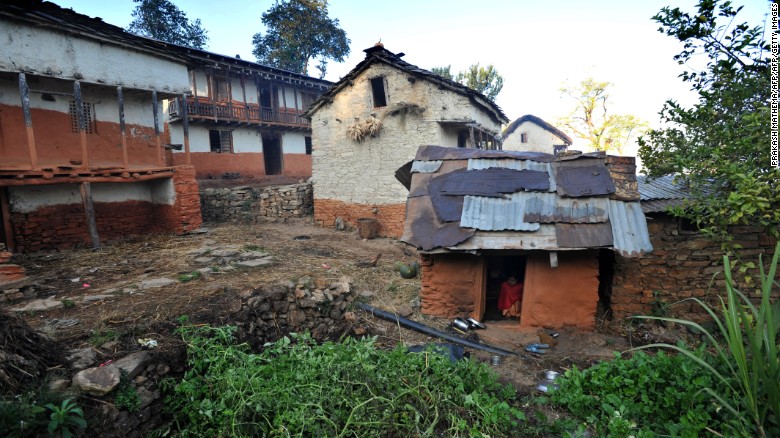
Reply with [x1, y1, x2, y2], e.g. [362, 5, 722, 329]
[483, 254, 526, 322]
[0, 188, 13, 252]
[262, 133, 283, 175]
[597, 249, 615, 322]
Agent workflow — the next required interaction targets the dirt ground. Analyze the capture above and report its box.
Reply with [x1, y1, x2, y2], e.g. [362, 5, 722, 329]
[4, 217, 654, 398]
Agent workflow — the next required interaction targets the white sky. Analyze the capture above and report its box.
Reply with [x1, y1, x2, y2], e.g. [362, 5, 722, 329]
[51, 0, 771, 155]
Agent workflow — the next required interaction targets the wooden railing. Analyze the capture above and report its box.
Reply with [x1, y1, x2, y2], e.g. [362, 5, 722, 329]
[169, 98, 310, 128]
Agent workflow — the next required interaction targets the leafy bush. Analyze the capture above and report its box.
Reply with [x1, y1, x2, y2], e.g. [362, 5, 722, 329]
[114, 370, 141, 413]
[163, 326, 525, 436]
[551, 350, 722, 436]
[45, 398, 86, 438]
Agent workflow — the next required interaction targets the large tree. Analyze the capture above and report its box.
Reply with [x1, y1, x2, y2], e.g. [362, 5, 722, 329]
[430, 63, 504, 101]
[638, 0, 778, 245]
[558, 77, 647, 154]
[127, 0, 208, 49]
[252, 0, 349, 78]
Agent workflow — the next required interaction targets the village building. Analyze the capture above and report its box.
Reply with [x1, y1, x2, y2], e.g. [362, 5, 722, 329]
[166, 52, 332, 180]
[304, 44, 509, 238]
[501, 114, 572, 154]
[0, 1, 201, 253]
[398, 146, 650, 329]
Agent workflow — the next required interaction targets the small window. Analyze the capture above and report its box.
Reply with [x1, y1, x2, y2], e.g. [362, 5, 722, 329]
[305, 136, 313, 155]
[370, 77, 387, 108]
[678, 217, 699, 233]
[457, 130, 468, 148]
[69, 100, 96, 134]
[209, 129, 233, 153]
[520, 132, 528, 143]
[210, 76, 230, 101]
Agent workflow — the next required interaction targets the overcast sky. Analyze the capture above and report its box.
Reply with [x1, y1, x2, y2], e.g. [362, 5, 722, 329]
[51, 0, 771, 155]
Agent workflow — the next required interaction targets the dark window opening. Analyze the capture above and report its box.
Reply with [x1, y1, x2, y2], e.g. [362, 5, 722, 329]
[209, 130, 233, 153]
[520, 132, 528, 143]
[483, 255, 527, 322]
[457, 130, 468, 148]
[305, 136, 313, 155]
[678, 217, 699, 233]
[370, 77, 387, 108]
[210, 76, 230, 101]
[259, 87, 272, 109]
[69, 100, 96, 134]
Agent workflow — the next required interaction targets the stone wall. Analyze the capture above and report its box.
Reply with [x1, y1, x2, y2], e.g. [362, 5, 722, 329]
[611, 213, 778, 321]
[200, 182, 313, 223]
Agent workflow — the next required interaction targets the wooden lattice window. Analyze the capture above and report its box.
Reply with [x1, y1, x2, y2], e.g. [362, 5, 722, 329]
[209, 129, 233, 153]
[69, 100, 96, 134]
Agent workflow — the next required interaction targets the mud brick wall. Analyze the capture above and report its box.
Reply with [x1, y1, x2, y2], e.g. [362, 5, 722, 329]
[314, 199, 406, 238]
[611, 213, 778, 322]
[157, 165, 202, 234]
[200, 182, 313, 223]
[236, 276, 355, 344]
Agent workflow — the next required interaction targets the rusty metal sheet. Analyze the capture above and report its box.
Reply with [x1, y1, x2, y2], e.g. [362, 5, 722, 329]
[394, 160, 414, 190]
[467, 158, 556, 192]
[555, 222, 614, 248]
[415, 145, 555, 162]
[554, 161, 615, 197]
[408, 160, 469, 198]
[460, 193, 540, 231]
[411, 160, 443, 173]
[400, 195, 475, 251]
[435, 168, 549, 197]
[523, 193, 608, 223]
[607, 200, 653, 257]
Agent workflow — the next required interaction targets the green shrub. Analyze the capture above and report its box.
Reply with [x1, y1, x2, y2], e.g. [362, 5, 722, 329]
[163, 326, 525, 436]
[45, 398, 86, 438]
[115, 370, 141, 413]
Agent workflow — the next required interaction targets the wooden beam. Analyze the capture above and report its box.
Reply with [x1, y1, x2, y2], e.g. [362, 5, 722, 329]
[181, 94, 191, 165]
[79, 182, 100, 249]
[0, 188, 15, 253]
[73, 81, 89, 168]
[152, 90, 162, 167]
[117, 86, 129, 169]
[0, 171, 175, 187]
[17, 73, 38, 170]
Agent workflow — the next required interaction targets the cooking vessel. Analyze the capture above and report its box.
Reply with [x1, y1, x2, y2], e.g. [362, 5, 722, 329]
[452, 318, 470, 331]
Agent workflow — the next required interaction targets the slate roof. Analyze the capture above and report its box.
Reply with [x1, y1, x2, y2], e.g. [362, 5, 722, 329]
[303, 45, 508, 125]
[399, 145, 652, 257]
[502, 114, 573, 145]
[637, 174, 690, 213]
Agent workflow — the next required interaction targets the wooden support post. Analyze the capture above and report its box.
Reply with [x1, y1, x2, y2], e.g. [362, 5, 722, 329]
[469, 126, 476, 149]
[152, 90, 162, 167]
[181, 94, 191, 165]
[117, 86, 129, 169]
[79, 182, 100, 249]
[18, 73, 38, 170]
[0, 188, 15, 253]
[191, 70, 200, 115]
[549, 251, 558, 268]
[241, 75, 249, 122]
[74, 81, 89, 168]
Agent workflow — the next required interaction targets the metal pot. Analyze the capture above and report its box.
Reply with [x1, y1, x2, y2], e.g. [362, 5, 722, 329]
[544, 370, 560, 381]
[466, 317, 486, 329]
[452, 318, 470, 331]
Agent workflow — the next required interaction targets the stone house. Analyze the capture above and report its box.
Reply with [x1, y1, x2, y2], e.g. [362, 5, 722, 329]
[609, 175, 778, 322]
[166, 52, 332, 180]
[398, 145, 651, 329]
[0, 1, 201, 253]
[502, 114, 572, 154]
[304, 44, 509, 238]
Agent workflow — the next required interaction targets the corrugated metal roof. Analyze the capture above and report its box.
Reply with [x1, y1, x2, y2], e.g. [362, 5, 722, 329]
[523, 193, 608, 223]
[554, 161, 616, 197]
[607, 200, 653, 257]
[460, 193, 540, 231]
[637, 175, 690, 213]
[411, 161, 443, 173]
[467, 158, 557, 192]
[555, 223, 614, 248]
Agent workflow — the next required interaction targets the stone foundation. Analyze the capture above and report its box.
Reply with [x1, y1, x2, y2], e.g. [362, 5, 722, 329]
[200, 182, 313, 223]
[314, 199, 406, 238]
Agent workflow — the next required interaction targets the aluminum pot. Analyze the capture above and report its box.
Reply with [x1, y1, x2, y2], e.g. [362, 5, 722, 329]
[452, 318, 470, 331]
[466, 317, 486, 329]
[544, 370, 561, 381]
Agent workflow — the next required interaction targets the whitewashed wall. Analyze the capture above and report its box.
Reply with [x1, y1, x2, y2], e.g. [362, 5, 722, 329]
[0, 18, 189, 94]
[8, 181, 175, 213]
[283, 132, 307, 154]
[311, 63, 502, 205]
[503, 121, 568, 153]
[170, 125, 263, 153]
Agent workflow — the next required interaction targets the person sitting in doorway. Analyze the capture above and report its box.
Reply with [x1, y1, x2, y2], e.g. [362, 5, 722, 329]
[497, 275, 523, 318]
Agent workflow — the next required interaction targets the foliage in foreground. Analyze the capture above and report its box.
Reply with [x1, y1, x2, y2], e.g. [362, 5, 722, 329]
[163, 327, 524, 437]
[634, 244, 780, 437]
[1, 393, 86, 438]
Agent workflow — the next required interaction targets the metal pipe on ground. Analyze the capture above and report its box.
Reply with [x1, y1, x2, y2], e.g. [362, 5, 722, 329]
[357, 303, 516, 356]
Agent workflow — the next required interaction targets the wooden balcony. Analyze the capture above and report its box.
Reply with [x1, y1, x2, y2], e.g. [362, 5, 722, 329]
[168, 97, 311, 130]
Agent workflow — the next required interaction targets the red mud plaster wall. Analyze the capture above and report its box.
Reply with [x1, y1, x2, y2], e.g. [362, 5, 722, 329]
[520, 251, 599, 330]
[611, 214, 778, 322]
[419, 253, 485, 318]
[157, 165, 202, 234]
[314, 199, 406, 238]
[173, 153, 311, 180]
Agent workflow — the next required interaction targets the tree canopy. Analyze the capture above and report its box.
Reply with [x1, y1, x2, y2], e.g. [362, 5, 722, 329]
[430, 63, 504, 101]
[127, 0, 208, 49]
[558, 78, 647, 154]
[252, 0, 349, 78]
[638, 0, 778, 245]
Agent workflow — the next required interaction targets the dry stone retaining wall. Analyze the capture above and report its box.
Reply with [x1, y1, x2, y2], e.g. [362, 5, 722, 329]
[200, 182, 313, 223]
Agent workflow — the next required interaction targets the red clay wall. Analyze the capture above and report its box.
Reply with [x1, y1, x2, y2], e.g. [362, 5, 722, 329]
[8, 166, 201, 252]
[520, 251, 599, 330]
[314, 199, 406, 238]
[0, 104, 163, 168]
[173, 152, 311, 179]
[419, 253, 484, 318]
[611, 214, 778, 322]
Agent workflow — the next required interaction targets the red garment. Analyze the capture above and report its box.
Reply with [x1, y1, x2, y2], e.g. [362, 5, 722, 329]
[497, 281, 523, 310]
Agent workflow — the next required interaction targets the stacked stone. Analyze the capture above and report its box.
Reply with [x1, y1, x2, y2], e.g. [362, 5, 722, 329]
[167, 165, 203, 233]
[240, 276, 355, 343]
[0, 244, 29, 303]
[200, 182, 314, 223]
[605, 155, 639, 201]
